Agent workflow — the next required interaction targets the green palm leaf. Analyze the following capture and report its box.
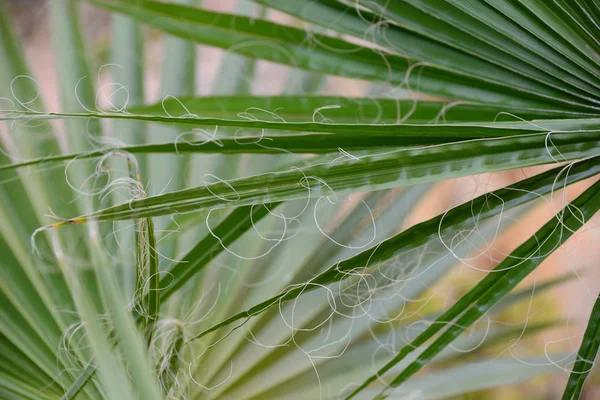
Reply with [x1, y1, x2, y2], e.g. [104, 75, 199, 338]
[1, 0, 599, 399]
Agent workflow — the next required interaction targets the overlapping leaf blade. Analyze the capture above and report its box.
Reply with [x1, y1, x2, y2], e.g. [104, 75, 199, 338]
[347, 179, 600, 399]
[88, 0, 599, 111]
[64, 130, 600, 222]
[185, 157, 600, 342]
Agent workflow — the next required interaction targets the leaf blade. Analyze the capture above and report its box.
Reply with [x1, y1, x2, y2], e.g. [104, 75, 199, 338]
[349, 180, 600, 399]
[185, 156, 600, 342]
[73, 131, 600, 222]
[561, 293, 600, 399]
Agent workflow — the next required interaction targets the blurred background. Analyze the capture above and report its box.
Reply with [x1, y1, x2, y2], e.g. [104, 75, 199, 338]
[3, 0, 600, 398]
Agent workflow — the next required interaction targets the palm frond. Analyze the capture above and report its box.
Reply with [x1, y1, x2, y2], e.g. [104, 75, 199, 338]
[0, 0, 599, 399]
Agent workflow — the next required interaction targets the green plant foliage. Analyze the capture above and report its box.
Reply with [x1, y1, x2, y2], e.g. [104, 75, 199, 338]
[0, 0, 599, 399]
[562, 294, 600, 400]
